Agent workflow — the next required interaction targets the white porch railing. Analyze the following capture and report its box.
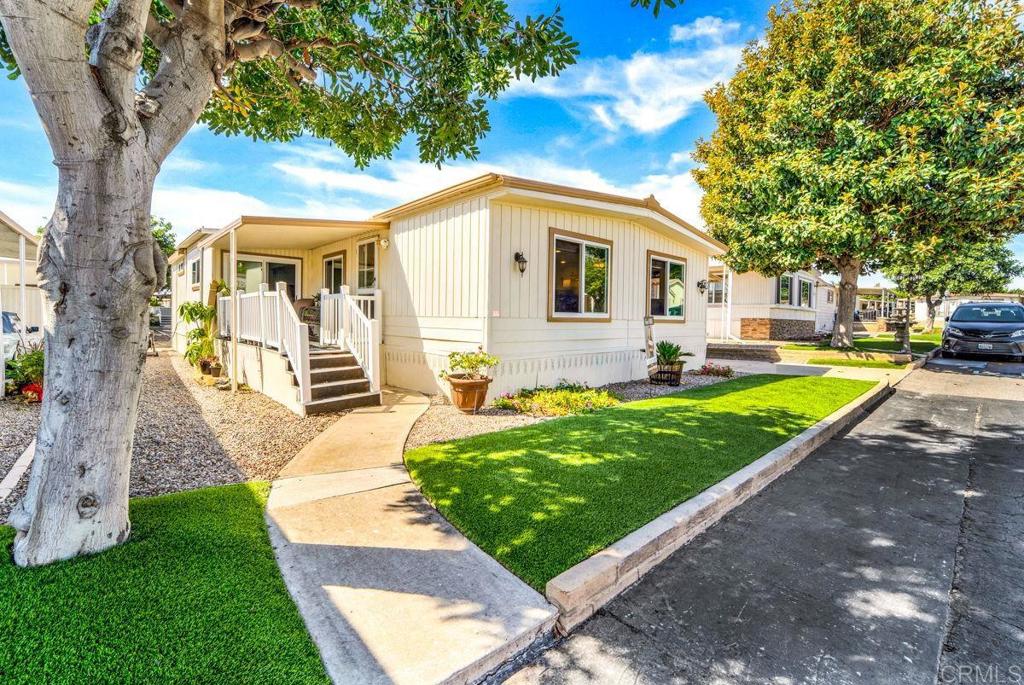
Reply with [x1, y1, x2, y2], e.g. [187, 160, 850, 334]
[217, 283, 381, 400]
[321, 286, 382, 392]
[276, 283, 311, 404]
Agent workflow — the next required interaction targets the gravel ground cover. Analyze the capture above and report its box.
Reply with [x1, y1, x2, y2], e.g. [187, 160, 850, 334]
[0, 349, 344, 519]
[404, 372, 740, 450]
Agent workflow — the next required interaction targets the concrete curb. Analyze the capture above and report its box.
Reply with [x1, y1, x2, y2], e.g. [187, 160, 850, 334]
[544, 379, 894, 634]
[0, 439, 34, 503]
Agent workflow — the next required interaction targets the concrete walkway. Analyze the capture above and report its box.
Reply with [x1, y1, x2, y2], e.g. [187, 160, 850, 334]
[507, 367, 1024, 684]
[266, 389, 557, 685]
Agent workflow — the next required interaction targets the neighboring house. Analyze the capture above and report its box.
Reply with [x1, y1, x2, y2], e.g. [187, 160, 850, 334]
[0, 210, 44, 334]
[169, 174, 725, 415]
[706, 260, 837, 340]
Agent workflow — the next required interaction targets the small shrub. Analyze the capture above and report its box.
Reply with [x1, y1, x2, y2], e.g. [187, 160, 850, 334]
[441, 347, 500, 380]
[493, 381, 620, 416]
[696, 362, 735, 377]
[6, 345, 44, 385]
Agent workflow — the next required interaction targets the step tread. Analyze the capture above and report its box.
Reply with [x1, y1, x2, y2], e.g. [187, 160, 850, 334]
[310, 378, 370, 389]
[309, 365, 364, 375]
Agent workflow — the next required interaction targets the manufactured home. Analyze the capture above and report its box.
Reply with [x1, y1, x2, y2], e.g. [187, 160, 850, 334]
[169, 174, 725, 415]
[706, 260, 837, 341]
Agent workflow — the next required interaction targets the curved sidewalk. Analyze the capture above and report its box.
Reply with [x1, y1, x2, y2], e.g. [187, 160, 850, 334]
[266, 389, 557, 685]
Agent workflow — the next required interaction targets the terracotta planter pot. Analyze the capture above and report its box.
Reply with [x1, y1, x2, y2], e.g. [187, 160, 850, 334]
[448, 374, 492, 413]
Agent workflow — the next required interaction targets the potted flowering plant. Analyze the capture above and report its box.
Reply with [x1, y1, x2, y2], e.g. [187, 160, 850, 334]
[440, 347, 500, 413]
[650, 341, 694, 386]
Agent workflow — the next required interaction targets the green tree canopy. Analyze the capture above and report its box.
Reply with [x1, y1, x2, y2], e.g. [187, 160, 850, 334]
[693, 0, 1024, 346]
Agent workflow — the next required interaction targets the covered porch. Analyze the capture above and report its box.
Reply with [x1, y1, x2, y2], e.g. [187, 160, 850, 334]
[201, 216, 389, 415]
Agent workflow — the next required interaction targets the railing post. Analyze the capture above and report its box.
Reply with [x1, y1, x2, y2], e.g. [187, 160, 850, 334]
[320, 287, 329, 346]
[369, 318, 382, 391]
[341, 285, 351, 352]
[372, 288, 382, 321]
[276, 281, 287, 352]
[258, 283, 268, 348]
[297, 323, 311, 404]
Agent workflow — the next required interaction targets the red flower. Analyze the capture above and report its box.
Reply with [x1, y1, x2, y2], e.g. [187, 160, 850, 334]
[21, 382, 43, 402]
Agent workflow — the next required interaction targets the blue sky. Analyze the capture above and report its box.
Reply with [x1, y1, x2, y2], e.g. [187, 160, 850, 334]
[0, 0, 1021, 288]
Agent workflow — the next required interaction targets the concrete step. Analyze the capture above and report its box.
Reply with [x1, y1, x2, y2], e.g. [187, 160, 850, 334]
[304, 391, 381, 414]
[308, 365, 365, 383]
[706, 343, 781, 363]
[310, 378, 371, 400]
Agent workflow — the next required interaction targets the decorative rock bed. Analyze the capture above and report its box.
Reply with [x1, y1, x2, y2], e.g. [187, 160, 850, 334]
[0, 349, 346, 520]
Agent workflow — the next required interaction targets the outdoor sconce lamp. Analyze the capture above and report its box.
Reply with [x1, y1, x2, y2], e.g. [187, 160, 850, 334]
[696, 279, 708, 295]
[514, 251, 528, 276]
[379, 238, 391, 249]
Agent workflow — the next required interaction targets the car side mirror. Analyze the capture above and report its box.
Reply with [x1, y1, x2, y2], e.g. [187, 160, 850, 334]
[26, 326, 39, 333]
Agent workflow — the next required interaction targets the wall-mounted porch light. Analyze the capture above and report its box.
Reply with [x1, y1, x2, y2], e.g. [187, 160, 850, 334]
[514, 251, 528, 276]
[379, 238, 391, 249]
[696, 279, 708, 295]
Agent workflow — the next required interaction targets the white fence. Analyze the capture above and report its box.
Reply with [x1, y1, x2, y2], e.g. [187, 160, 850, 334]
[218, 284, 382, 398]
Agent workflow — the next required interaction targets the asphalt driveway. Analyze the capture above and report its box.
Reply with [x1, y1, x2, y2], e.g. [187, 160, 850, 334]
[506, 367, 1024, 684]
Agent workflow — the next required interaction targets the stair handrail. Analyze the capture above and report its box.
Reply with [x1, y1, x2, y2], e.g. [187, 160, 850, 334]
[276, 282, 311, 404]
[337, 286, 381, 392]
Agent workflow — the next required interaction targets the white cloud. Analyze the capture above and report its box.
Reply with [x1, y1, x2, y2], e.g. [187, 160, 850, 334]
[0, 179, 54, 231]
[670, 16, 741, 43]
[506, 40, 744, 134]
[161, 152, 208, 173]
[667, 150, 695, 170]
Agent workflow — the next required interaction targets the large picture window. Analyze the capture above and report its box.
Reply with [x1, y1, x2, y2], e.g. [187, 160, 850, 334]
[647, 251, 686, 320]
[548, 229, 611, 321]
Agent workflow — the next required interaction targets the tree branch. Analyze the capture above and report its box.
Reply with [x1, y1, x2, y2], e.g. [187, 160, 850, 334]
[89, 0, 151, 125]
[145, 11, 174, 50]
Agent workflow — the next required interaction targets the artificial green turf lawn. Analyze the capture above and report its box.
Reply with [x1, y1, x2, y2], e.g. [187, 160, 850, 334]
[406, 374, 875, 591]
[806, 357, 909, 369]
[0, 483, 330, 684]
[782, 336, 938, 354]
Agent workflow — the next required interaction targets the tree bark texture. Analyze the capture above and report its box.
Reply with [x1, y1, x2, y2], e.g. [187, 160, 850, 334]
[924, 293, 937, 333]
[1, 0, 220, 565]
[830, 257, 861, 348]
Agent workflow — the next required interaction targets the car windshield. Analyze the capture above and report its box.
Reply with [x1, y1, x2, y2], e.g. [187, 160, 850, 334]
[950, 305, 1024, 323]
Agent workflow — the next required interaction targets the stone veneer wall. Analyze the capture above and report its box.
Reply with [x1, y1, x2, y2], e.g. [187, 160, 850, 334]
[740, 317, 816, 341]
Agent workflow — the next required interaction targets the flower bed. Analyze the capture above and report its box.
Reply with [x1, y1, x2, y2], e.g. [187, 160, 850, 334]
[492, 382, 621, 416]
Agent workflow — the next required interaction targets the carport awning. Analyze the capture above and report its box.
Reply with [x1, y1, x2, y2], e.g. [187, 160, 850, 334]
[201, 216, 388, 252]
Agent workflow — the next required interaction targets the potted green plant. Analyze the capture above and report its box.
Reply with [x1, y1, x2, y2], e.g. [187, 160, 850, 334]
[650, 341, 694, 386]
[178, 302, 218, 373]
[207, 358, 223, 377]
[440, 347, 500, 413]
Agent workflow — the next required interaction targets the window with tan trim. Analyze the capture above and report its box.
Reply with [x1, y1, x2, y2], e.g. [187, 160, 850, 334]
[647, 250, 686, 320]
[548, 228, 612, 321]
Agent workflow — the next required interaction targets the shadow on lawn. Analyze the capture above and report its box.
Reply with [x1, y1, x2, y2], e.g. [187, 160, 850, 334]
[403, 375, 871, 590]
[511, 389, 1024, 684]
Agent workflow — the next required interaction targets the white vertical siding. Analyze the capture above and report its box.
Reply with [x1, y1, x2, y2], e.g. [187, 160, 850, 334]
[381, 197, 490, 393]
[485, 200, 710, 395]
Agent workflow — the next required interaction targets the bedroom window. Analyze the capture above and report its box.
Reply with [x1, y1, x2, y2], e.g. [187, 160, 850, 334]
[549, 229, 611, 320]
[707, 277, 726, 304]
[357, 239, 377, 293]
[777, 274, 793, 305]
[799, 279, 813, 307]
[648, 251, 686, 319]
[189, 258, 201, 287]
[826, 289, 835, 304]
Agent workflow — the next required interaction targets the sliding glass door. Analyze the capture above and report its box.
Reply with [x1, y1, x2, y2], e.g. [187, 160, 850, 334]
[223, 253, 302, 300]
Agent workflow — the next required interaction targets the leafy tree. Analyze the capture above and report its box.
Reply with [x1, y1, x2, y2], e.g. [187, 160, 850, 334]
[694, 0, 1024, 348]
[0, 0, 589, 567]
[886, 238, 1024, 331]
[150, 216, 177, 257]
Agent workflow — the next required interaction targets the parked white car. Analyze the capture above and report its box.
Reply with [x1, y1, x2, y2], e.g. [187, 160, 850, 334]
[2, 311, 41, 361]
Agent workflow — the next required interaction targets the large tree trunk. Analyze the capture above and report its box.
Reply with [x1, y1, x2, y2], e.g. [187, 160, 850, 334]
[8, 149, 164, 566]
[831, 257, 861, 348]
